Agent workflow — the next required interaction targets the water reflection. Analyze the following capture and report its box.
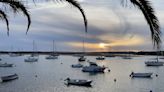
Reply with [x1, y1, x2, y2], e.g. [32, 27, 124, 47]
[0, 55, 164, 92]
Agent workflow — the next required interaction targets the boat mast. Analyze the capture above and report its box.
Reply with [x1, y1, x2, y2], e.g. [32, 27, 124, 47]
[33, 40, 35, 52]
[82, 32, 86, 55]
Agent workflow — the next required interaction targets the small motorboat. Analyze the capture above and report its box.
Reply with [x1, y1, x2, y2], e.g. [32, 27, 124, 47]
[0, 63, 13, 67]
[65, 78, 92, 86]
[45, 54, 58, 59]
[1, 74, 18, 82]
[78, 56, 86, 62]
[130, 72, 153, 78]
[71, 63, 83, 68]
[24, 56, 38, 62]
[145, 61, 164, 66]
[96, 56, 105, 60]
[82, 62, 106, 73]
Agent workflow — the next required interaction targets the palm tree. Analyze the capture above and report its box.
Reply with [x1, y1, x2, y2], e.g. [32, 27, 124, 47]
[0, 0, 161, 49]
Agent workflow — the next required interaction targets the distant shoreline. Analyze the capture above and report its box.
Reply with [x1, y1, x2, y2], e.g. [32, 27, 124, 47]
[0, 51, 163, 56]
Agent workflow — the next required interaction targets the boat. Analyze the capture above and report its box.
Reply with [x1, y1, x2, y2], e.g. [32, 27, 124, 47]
[46, 40, 59, 60]
[145, 61, 164, 66]
[1, 74, 18, 82]
[78, 56, 86, 62]
[96, 56, 105, 60]
[9, 53, 22, 57]
[82, 62, 106, 73]
[46, 55, 58, 59]
[145, 55, 164, 66]
[24, 56, 38, 62]
[130, 72, 153, 78]
[24, 41, 38, 62]
[71, 63, 83, 68]
[65, 78, 92, 86]
[0, 63, 13, 67]
[78, 38, 86, 62]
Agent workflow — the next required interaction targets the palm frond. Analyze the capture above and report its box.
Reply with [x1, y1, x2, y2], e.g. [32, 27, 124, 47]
[130, 0, 161, 49]
[65, 0, 87, 32]
[0, 0, 31, 33]
[0, 9, 9, 35]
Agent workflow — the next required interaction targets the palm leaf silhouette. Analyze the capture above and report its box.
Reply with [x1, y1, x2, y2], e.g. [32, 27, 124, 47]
[0, 10, 9, 35]
[123, 0, 161, 49]
[0, 0, 31, 34]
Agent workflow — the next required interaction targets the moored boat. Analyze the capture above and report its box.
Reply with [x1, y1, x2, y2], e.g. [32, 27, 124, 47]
[96, 56, 105, 60]
[46, 54, 58, 59]
[71, 63, 83, 68]
[65, 78, 92, 86]
[1, 74, 18, 82]
[0, 63, 13, 67]
[24, 56, 38, 62]
[130, 72, 153, 78]
[78, 56, 86, 62]
[46, 40, 59, 60]
[82, 62, 106, 73]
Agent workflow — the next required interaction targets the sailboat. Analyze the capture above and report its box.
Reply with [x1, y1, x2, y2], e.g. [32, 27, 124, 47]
[46, 40, 59, 59]
[78, 39, 86, 62]
[24, 41, 38, 62]
[122, 51, 132, 59]
[145, 51, 164, 66]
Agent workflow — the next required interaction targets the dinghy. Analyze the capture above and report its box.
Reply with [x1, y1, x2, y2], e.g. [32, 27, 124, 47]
[71, 63, 83, 68]
[65, 78, 92, 86]
[130, 72, 153, 78]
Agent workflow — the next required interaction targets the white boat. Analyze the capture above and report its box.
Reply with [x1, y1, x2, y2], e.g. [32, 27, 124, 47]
[46, 55, 58, 59]
[145, 55, 164, 66]
[24, 41, 38, 62]
[82, 62, 106, 73]
[130, 72, 153, 78]
[46, 40, 59, 60]
[9, 53, 21, 57]
[78, 38, 86, 62]
[24, 56, 38, 62]
[65, 78, 92, 86]
[71, 63, 83, 68]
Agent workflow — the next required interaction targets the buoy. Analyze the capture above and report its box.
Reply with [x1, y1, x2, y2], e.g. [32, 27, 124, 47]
[150, 90, 152, 92]
[108, 69, 110, 72]
[156, 74, 158, 77]
[114, 78, 117, 82]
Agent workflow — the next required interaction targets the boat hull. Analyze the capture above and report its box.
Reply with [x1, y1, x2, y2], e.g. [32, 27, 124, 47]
[0, 64, 13, 67]
[145, 61, 164, 66]
[66, 79, 92, 86]
[130, 73, 152, 78]
[71, 64, 83, 68]
[82, 66, 105, 73]
[1, 74, 18, 82]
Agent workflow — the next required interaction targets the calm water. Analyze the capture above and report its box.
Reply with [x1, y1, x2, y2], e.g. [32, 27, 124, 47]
[0, 55, 164, 92]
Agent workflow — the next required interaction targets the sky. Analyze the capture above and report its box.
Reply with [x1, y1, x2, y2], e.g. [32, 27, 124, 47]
[0, 0, 164, 52]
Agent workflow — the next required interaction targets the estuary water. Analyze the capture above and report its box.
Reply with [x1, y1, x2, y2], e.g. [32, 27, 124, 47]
[0, 55, 164, 92]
